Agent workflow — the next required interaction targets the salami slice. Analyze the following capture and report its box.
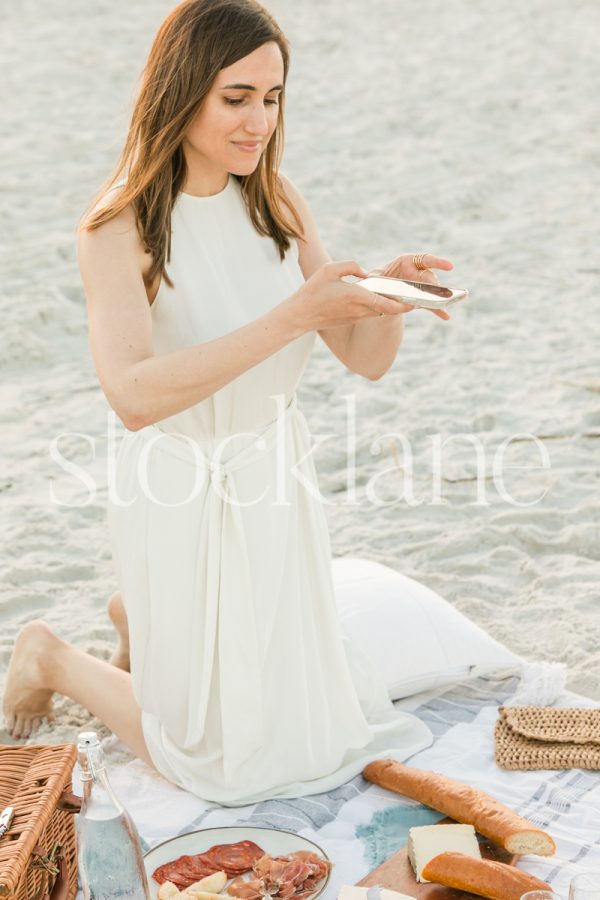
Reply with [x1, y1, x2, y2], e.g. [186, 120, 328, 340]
[152, 871, 187, 889]
[202, 841, 266, 874]
[152, 853, 220, 886]
[153, 855, 195, 883]
[153, 864, 187, 886]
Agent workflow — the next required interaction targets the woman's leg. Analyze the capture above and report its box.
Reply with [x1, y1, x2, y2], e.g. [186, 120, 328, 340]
[107, 590, 131, 671]
[2, 620, 154, 768]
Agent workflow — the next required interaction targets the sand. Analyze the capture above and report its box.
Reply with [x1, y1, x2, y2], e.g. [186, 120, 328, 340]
[1, 0, 599, 755]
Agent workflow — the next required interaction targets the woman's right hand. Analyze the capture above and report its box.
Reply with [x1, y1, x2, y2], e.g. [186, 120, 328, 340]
[288, 260, 411, 331]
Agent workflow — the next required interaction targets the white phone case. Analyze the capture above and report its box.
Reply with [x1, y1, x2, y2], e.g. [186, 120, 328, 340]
[357, 275, 468, 309]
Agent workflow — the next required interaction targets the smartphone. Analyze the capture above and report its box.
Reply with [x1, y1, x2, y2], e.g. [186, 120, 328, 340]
[357, 275, 468, 310]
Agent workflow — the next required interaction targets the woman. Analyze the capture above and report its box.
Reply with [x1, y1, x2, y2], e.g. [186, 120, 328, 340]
[3, 0, 454, 804]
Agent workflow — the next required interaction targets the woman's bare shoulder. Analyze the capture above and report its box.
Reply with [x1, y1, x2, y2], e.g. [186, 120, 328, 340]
[276, 172, 329, 276]
[278, 171, 306, 211]
[77, 186, 154, 302]
[277, 172, 318, 238]
[78, 183, 144, 272]
[80, 183, 138, 237]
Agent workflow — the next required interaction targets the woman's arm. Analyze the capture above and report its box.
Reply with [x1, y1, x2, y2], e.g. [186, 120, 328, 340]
[78, 202, 397, 431]
[279, 175, 452, 380]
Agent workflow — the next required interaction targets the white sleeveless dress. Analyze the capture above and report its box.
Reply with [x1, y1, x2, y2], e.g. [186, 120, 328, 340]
[108, 174, 432, 806]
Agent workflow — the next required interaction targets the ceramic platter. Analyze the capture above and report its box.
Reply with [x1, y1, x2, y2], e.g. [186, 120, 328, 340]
[144, 825, 331, 900]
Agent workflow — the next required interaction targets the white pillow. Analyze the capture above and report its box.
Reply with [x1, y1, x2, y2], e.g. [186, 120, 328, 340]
[332, 557, 520, 700]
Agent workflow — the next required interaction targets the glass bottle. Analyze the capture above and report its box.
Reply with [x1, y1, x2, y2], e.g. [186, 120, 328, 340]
[520, 893, 565, 899]
[76, 731, 150, 900]
[569, 873, 600, 900]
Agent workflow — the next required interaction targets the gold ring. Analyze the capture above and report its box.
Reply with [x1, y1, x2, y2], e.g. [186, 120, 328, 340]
[413, 253, 429, 271]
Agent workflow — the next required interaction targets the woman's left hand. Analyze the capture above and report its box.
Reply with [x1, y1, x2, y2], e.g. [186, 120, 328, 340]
[370, 252, 454, 320]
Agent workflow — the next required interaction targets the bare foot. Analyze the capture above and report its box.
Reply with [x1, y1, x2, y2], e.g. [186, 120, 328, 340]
[3, 620, 57, 739]
[107, 591, 130, 672]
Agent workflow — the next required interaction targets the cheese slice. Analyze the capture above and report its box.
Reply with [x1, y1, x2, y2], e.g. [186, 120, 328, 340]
[407, 823, 481, 883]
[338, 887, 416, 900]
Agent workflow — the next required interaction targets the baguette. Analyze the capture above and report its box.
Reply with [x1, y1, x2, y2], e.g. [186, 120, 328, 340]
[421, 851, 550, 900]
[362, 759, 555, 856]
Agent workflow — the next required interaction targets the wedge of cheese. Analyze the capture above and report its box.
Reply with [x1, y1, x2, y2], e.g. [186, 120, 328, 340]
[407, 823, 481, 883]
[338, 887, 416, 900]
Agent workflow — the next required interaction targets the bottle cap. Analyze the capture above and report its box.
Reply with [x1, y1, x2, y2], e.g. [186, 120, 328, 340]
[77, 731, 100, 749]
[77, 732, 104, 781]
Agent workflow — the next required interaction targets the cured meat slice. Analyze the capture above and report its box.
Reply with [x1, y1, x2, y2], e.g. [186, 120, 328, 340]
[153, 856, 196, 884]
[153, 870, 190, 890]
[250, 851, 332, 899]
[287, 851, 331, 882]
[203, 841, 266, 874]
[226, 876, 264, 899]
[279, 859, 313, 886]
[152, 853, 219, 886]
[253, 855, 288, 882]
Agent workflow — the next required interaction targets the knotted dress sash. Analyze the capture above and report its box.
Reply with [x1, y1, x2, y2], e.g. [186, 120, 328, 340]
[133, 394, 298, 782]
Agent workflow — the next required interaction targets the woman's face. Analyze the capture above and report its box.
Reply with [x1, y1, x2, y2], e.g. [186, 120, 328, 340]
[183, 41, 285, 191]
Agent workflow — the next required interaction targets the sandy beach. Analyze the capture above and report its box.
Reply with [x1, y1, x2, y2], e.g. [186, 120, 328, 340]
[1, 0, 599, 756]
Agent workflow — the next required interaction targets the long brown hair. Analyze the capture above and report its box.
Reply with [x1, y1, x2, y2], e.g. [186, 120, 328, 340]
[81, 0, 304, 287]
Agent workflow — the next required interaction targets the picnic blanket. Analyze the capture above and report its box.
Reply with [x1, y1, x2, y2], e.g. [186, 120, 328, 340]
[89, 664, 600, 897]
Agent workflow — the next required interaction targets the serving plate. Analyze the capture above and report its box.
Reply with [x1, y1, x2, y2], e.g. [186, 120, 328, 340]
[357, 818, 516, 898]
[144, 825, 331, 899]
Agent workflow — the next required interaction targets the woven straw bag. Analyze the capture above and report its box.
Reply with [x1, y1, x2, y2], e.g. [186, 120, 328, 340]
[0, 745, 80, 900]
[495, 706, 600, 770]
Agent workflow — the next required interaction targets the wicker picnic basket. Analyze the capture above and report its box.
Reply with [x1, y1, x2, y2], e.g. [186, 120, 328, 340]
[0, 745, 81, 900]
